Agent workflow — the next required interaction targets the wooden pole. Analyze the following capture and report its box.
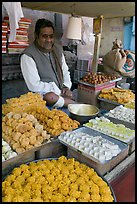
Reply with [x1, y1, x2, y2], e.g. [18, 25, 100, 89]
[91, 33, 101, 73]
[91, 15, 103, 73]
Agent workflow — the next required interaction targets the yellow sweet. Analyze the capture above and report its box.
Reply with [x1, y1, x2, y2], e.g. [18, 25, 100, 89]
[2, 156, 114, 202]
[2, 112, 51, 154]
[2, 92, 46, 115]
[99, 87, 135, 104]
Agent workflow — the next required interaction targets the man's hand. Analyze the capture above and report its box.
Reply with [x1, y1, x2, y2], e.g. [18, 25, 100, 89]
[61, 87, 73, 99]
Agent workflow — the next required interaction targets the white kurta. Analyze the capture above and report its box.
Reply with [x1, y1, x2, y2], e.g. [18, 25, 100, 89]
[20, 53, 72, 96]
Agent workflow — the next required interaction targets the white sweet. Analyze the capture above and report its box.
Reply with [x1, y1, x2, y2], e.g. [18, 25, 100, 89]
[105, 154, 113, 160]
[104, 150, 112, 160]
[69, 141, 74, 146]
[93, 152, 99, 159]
[84, 142, 89, 147]
[79, 140, 85, 145]
[63, 131, 71, 136]
[74, 143, 80, 148]
[69, 134, 74, 138]
[78, 144, 85, 150]
[93, 146, 99, 151]
[106, 105, 135, 124]
[102, 142, 107, 148]
[4, 150, 13, 159]
[91, 119, 98, 124]
[66, 138, 72, 143]
[99, 149, 105, 154]
[88, 143, 94, 149]
[8, 152, 17, 159]
[2, 140, 7, 146]
[89, 149, 94, 155]
[92, 138, 99, 143]
[71, 140, 76, 145]
[98, 141, 102, 145]
[61, 137, 67, 142]
[84, 147, 91, 153]
[101, 117, 110, 122]
[2, 145, 11, 154]
[85, 137, 92, 141]
[2, 155, 5, 162]
[111, 149, 120, 156]
[75, 138, 81, 142]
[59, 129, 123, 163]
[98, 154, 106, 163]
[111, 144, 119, 150]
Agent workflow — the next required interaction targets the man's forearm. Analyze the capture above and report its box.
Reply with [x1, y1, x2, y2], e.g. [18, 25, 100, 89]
[43, 92, 76, 108]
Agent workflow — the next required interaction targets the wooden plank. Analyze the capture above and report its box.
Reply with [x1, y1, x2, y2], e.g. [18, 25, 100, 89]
[35, 139, 67, 159]
[104, 151, 135, 183]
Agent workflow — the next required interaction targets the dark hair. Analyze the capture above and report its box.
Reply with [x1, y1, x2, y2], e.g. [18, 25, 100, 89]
[35, 19, 55, 36]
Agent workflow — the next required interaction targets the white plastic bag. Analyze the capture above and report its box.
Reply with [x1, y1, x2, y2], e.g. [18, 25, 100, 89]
[77, 17, 95, 60]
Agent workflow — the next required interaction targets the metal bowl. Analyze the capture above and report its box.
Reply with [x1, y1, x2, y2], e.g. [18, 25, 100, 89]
[68, 104, 99, 124]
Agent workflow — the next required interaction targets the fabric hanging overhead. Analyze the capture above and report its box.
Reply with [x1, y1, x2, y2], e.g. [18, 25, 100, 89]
[2, 2, 24, 42]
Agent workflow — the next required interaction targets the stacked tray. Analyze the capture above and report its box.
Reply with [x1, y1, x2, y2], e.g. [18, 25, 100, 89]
[58, 127, 129, 175]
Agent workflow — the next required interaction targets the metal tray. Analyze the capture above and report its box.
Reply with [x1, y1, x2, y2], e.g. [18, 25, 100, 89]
[79, 76, 122, 88]
[65, 127, 128, 176]
[96, 115, 135, 154]
[98, 97, 122, 106]
[59, 126, 128, 165]
[104, 115, 135, 130]
[2, 139, 54, 179]
[35, 139, 67, 160]
[2, 157, 116, 202]
[84, 118, 135, 145]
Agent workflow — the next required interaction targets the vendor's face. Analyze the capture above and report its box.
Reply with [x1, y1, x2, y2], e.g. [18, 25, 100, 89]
[37, 27, 54, 50]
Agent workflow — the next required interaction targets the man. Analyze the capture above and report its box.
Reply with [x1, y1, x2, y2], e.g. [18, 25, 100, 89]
[20, 18, 76, 109]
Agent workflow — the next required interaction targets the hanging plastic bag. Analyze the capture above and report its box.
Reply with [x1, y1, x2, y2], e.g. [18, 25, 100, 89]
[77, 17, 95, 61]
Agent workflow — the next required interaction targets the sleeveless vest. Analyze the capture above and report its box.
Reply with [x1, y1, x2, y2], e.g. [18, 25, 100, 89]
[21, 42, 63, 89]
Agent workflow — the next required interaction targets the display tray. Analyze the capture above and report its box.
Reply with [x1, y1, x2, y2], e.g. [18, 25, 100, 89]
[79, 76, 122, 88]
[2, 157, 116, 202]
[104, 115, 135, 130]
[84, 119, 135, 155]
[97, 97, 122, 111]
[2, 139, 54, 178]
[98, 97, 122, 106]
[103, 115, 135, 154]
[84, 118, 135, 144]
[59, 127, 129, 176]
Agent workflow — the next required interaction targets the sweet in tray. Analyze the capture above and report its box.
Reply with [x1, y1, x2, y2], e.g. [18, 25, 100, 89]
[84, 116, 135, 143]
[2, 156, 115, 202]
[80, 72, 117, 85]
[98, 87, 135, 104]
[106, 105, 135, 124]
[59, 131, 121, 164]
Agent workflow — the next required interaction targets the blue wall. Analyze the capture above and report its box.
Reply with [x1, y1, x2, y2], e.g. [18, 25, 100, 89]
[123, 16, 135, 51]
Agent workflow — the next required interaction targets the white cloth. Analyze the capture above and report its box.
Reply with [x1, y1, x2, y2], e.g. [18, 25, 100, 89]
[20, 53, 72, 96]
[53, 96, 65, 108]
[3, 2, 24, 42]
